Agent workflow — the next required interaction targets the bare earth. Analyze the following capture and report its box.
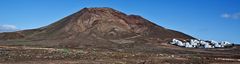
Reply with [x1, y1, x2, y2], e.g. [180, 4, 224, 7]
[0, 45, 240, 64]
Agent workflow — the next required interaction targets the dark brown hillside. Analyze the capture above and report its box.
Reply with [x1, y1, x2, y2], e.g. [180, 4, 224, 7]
[0, 32, 25, 40]
[0, 7, 194, 48]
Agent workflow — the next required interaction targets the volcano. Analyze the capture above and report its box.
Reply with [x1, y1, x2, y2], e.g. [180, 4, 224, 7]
[1, 8, 240, 64]
[0, 7, 194, 48]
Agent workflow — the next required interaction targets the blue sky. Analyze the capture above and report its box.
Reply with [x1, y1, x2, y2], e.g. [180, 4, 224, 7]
[0, 0, 239, 43]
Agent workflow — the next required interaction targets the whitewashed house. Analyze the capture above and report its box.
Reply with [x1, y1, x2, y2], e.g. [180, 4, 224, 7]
[169, 39, 233, 48]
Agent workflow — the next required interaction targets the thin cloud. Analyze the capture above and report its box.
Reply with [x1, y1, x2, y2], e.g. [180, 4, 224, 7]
[232, 13, 240, 19]
[0, 24, 18, 32]
[221, 12, 240, 19]
[221, 13, 231, 18]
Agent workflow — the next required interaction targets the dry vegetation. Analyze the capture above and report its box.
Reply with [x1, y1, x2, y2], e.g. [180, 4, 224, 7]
[0, 45, 240, 64]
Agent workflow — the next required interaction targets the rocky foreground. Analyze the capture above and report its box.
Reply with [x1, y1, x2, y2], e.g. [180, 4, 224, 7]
[0, 45, 240, 64]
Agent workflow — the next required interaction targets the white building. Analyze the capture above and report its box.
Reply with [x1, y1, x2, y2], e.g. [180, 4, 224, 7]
[169, 39, 233, 48]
